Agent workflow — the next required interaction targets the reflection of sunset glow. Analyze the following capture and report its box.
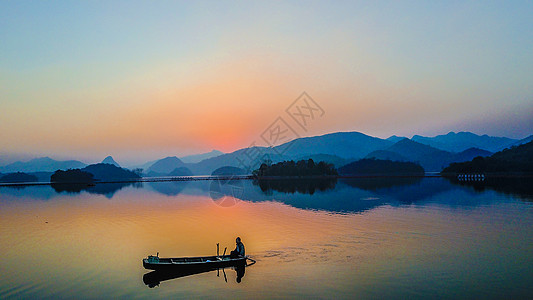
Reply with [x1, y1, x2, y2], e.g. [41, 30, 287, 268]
[1, 182, 532, 298]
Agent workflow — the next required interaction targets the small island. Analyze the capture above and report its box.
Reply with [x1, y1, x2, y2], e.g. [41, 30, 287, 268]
[253, 159, 337, 178]
[0, 172, 38, 183]
[51, 169, 94, 183]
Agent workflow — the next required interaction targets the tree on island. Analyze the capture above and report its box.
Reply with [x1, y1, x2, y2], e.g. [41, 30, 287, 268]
[253, 159, 337, 177]
[51, 169, 94, 183]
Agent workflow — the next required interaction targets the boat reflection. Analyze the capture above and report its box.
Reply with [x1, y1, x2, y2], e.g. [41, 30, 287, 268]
[143, 263, 251, 288]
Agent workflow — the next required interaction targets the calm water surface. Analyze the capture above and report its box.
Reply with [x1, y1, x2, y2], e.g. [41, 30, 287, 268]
[0, 178, 532, 299]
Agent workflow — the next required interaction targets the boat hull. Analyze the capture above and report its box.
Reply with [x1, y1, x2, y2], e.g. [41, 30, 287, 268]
[142, 255, 247, 272]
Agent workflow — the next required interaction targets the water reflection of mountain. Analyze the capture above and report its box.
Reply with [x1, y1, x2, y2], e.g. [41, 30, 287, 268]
[148, 181, 190, 196]
[51, 182, 141, 198]
[445, 177, 533, 202]
[210, 177, 494, 214]
[340, 177, 456, 203]
[0, 185, 58, 201]
[253, 178, 337, 195]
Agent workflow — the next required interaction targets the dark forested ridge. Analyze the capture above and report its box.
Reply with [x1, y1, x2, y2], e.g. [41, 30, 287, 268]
[441, 140, 533, 175]
[253, 159, 337, 177]
[338, 158, 425, 176]
[0, 172, 38, 183]
[51, 169, 94, 183]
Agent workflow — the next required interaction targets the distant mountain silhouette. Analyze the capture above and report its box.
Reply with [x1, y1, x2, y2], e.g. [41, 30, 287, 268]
[180, 150, 224, 163]
[167, 167, 193, 176]
[338, 158, 424, 176]
[146, 156, 186, 175]
[188, 132, 391, 175]
[365, 150, 409, 162]
[510, 135, 533, 147]
[411, 132, 516, 152]
[188, 146, 280, 175]
[385, 139, 454, 171]
[101, 156, 120, 167]
[452, 148, 492, 162]
[0, 157, 87, 173]
[211, 166, 247, 176]
[81, 163, 140, 181]
[273, 131, 393, 158]
[386, 135, 407, 143]
[296, 154, 349, 168]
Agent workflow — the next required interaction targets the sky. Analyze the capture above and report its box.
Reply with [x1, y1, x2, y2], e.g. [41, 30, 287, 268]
[1, 1, 532, 165]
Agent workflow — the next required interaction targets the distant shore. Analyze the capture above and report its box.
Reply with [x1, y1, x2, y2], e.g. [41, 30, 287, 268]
[2, 173, 532, 188]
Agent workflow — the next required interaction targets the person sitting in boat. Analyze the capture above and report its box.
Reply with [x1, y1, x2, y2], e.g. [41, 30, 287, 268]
[230, 237, 245, 258]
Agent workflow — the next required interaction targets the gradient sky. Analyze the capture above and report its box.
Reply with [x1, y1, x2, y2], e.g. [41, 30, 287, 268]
[1, 1, 532, 165]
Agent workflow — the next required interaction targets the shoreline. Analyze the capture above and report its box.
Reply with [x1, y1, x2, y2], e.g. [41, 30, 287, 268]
[2, 173, 532, 188]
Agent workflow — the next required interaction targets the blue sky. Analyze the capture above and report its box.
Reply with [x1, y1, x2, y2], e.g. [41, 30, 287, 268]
[1, 1, 532, 163]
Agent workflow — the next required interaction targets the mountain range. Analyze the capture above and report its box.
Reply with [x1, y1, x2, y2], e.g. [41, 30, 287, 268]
[0, 131, 528, 175]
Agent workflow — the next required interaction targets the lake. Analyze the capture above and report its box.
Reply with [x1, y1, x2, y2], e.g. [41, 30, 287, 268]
[1, 177, 532, 299]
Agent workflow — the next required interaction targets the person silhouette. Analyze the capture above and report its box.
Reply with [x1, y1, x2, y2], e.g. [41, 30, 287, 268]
[230, 237, 245, 258]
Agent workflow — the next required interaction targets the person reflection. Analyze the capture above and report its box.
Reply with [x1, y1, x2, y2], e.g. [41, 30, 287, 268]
[235, 264, 245, 283]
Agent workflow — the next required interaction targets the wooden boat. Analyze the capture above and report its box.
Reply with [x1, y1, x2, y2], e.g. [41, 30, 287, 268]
[143, 254, 247, 272]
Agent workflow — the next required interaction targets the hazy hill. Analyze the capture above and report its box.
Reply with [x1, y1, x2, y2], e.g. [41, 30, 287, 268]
[211, 166, 247, 176]
[188, 146, 281, 175]
[365, 150, 409, 162]
[102, 156, 120, 167]
[167, 167, 193, 176]
[510, 135, 533, 147]
[442, 140, 533, 174]
[147, 156, 186, 175]
[180, 150, 224, 163]
[411, 132, 516, 152]
[81, 163, 140, 181]
[386, 135, 407, 143]
[385, 139, 454, 171]
[452, 148, 492, 162]
[296, 154, 349, 168]
[0, 157, 87, 173]
[274, 131, 392, 159]
[338, 158, 424, 176]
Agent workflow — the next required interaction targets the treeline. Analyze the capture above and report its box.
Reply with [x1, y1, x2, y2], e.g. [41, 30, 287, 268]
[441, 140, 533, 174]
[338, 158, 424, 176]
[0, 172, 38, 183]
[51, 169, 94, 183]
[253, 159, 337, 177]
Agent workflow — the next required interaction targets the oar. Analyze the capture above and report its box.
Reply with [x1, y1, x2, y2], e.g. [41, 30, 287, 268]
[217, 243, 219, 257]
[223, 247, 227, 257]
